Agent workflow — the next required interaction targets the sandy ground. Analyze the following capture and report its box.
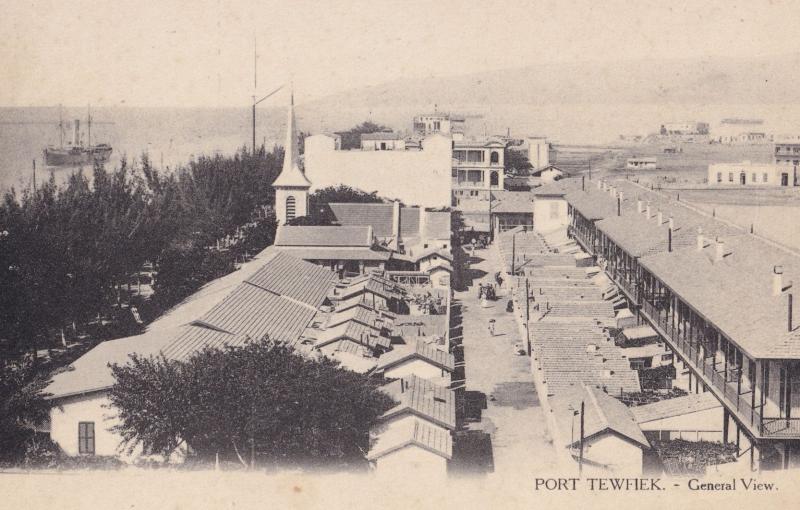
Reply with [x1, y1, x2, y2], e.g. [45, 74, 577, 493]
[456, 244, 557, 476]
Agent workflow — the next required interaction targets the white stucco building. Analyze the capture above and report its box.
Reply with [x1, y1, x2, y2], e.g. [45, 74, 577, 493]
[303, 133, 452, 208]
[708, 161, 798, 187]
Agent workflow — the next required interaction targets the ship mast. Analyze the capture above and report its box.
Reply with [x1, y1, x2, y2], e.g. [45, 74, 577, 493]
[59, 105, 64, 148]
[87, 104, 91, 147]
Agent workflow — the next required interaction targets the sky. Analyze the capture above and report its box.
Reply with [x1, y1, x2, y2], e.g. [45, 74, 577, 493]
[2, 0, 799, 107]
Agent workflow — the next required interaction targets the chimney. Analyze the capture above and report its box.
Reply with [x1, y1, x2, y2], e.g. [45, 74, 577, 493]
[697, 227, 704, 251]
[646, 202, 651, 218]
[636, 199, 643, 213]
[419, 208, 428, 244]
[657, 210, 663, 225]
[668, 215, 674, 230]
[773, 266, 784, 296]
[714, 238, 725, 262]
[391, 200, 401, 250]
[597, 180, 603, 190]
[618, 191, 624, 202]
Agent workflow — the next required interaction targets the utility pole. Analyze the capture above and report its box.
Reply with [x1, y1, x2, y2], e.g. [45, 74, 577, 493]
[511, 233, 516, 275]
[250, 39, 284, 156]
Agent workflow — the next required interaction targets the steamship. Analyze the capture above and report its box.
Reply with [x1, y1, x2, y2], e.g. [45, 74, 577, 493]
[43, 108, 113, 167]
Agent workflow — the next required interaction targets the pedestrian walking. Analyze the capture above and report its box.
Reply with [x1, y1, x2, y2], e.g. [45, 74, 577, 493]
[488, 318, 496, 336]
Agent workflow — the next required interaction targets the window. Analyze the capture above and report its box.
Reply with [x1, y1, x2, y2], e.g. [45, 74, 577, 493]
[752, 173, 757, 183]
[285, 196, 296, 221]
[466, 150, 484, 163]
[728, 172, 733, 182]
[716, 172, 722, 183]
[490, 171, 499, 187]
[763, 173, 769, 182]
[380, 142, 386, 150]
[78, 422, 95, 455]
[490, 151, 500, 164]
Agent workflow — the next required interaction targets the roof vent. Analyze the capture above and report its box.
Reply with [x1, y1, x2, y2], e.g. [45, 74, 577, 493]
[657, 210, 663, 225]
[668, 215, 674, 230]
[714, 238, 725, 262]
[696, 227, 704, 251]
[586, 343, 599, 353]
[645, 202, 651, 218]
[636, 199, 643, 213]
[773, 266, 784, 296]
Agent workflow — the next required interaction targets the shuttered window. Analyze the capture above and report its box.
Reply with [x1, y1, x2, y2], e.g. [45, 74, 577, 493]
[78, 422, 95, 455]
[286, 196, 296, 221]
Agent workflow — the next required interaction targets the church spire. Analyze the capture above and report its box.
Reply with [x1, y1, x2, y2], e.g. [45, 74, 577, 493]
[273, 88, 310, 188]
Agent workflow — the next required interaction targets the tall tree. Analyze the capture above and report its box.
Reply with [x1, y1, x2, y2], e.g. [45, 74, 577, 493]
[108, 342, 396, 468]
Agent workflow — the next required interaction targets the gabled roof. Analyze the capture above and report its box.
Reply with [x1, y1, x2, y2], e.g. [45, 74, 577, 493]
[329, 275, 406, 301]
[276, 247, 391, 261]
[422, 211, 451, 240]
[380, 374, 456, 429]
[46, 250, 340, 400]
[328, 203, 395, 237]
[45, 328, 177, 400]
[275, 225, 373, 247]
[490, 190, 535, 214]
[374, 340, 454, 373]
[315, 320, 392, 351]
[529, 322, 641, 394]
[631, 392, 721, 424]
[552, 385, 649, 449]
[367, 419, 453, 461]
[327, 305, 389, 330]
[640, 234, 800, 359]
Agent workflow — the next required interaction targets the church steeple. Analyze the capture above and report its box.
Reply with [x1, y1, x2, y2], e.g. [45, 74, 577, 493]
[273, 91, 311, 188]
[273, 90, 310, 225]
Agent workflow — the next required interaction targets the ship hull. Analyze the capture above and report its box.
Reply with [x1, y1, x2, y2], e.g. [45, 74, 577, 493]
[44, 145, 112, 167]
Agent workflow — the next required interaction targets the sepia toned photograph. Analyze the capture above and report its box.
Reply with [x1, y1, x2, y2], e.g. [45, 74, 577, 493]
[1, 1, 800, 508]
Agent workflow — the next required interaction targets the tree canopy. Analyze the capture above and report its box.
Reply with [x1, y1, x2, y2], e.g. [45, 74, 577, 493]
[0, 147, 282, 357]
[336, 121, 390, 150]
[108, 341, 396, 468]
[504, 149, 532, 175]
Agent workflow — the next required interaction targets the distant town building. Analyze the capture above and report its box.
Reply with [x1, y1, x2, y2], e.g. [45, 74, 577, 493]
[451, 137, 507, 234]
[774, 136, 800, 168]
[714, 118, 769, 145]
[708, 161, 798, 187]
[413, 112, 465, 139]
[660, 121, 709, 136]
[526, 136, 551, 170]
[625, 157, 657, 170]
[360, 132, 405, 151]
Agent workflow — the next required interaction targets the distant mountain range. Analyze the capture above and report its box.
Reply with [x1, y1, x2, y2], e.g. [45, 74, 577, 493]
[308, 53, 800, 109]
[296, 53, 800, 144]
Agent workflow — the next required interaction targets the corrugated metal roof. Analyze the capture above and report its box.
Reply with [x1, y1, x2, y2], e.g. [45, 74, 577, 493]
[196, 283, 317, 344]
[367, 418, 453, 461]
[374, 340, 454, 372]
[380, 374, 456, 429]
[245, 250, 337, 307]
[552, 385, 649, 449]
[631, 392, 721, 424]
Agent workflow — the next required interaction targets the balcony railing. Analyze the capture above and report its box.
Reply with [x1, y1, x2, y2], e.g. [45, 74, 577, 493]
[635, 298, 800, 438]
